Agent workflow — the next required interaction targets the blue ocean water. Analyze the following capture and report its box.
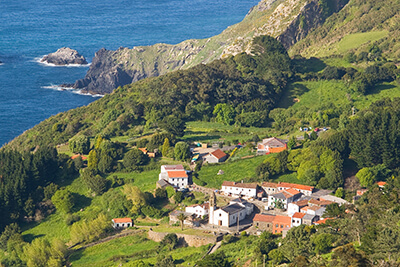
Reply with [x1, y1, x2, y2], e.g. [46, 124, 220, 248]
[0, 0, 259, 147]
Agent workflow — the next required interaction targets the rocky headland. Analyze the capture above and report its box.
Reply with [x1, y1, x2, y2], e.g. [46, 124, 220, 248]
[71, 0, 348, 95]
[41, 47, 87, 66]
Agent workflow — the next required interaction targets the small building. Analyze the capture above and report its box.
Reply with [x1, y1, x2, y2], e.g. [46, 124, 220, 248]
[112, 218, 132, 228]
[159, 165, 189, 189]
[212, 203, 246, 227]
[377, 181, 387, 188]
[319, 195, 349, 205]
[221, 181, 258, 198]
[156, 179, 174, 189]
[272, 215, 292, 234]
[185, 203, 209, 218]
[287, 199, 309, 215]
[253, 214, 275, 232]
[169, 210, 199, 227]
[302, 214, 319, 225]
[268, 188, 302, 209]
[291, 212, 305, 227]
[203, 149, 228, 164]
[277, 182, 315, 196]
[261, 182, 279, 195]
[257, 137, 287, 155]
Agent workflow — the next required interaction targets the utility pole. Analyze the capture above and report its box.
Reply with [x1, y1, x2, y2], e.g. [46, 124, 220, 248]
[263, 254, 266, 267]
[237, 213, 240, 233]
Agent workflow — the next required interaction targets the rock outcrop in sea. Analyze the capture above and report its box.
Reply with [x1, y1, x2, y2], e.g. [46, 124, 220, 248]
[41, 47, 88, 65]
[72, 0, 349, 95]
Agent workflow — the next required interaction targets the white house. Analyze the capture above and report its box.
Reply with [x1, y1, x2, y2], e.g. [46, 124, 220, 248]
[211, 203, 247, 227]
[257, 137, 287, 154]
[291, 212, 305, 227]
[268, 188, 302, 209]
[287, 199, 309, 215]
[185, 203, 209, 218]
[277, 182, 315, 196]
[221, 181, 258, 198]
[261, 182, 279, 195]
[112, 218, 132, 228]
[203, 149, 228, 164]
[159, 165, 189, 188]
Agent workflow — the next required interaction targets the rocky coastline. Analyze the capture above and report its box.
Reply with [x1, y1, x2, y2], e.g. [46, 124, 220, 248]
[41, 47, 87, 66]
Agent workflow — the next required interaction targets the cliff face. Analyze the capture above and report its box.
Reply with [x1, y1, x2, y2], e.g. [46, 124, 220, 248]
[73, 0, 348, 95]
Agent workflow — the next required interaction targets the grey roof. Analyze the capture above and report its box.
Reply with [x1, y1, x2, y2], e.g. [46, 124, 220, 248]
[271, 192, 286, 200]
[221, 203, 245, 214]
[318, 195, 349, 205]
[303, 214, 317, 221]
[157, 179, 172, 187]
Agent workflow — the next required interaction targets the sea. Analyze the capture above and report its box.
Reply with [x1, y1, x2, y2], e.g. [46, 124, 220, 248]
[0, 0, 259, 147]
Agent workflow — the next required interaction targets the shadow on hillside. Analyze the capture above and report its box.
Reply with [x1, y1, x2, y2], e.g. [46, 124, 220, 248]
[292, 57, 327, 73]
[72, 193, 92, 212]
[368, 83, 397, 95]
[277, 83, 310, 109]
[184, 135, 221, 142]
[23, 233, 44, 243]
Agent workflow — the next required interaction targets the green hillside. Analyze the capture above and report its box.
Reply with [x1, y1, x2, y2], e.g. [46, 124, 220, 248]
[290, 0, 400, 59]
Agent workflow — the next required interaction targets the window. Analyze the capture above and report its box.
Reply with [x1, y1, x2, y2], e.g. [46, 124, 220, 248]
[275, 230, 277, 233]
[292, 220, 295, 223]
[275, 224, 278, 228]
[280, 224, 283, 228]
[219, 214, 222, 217]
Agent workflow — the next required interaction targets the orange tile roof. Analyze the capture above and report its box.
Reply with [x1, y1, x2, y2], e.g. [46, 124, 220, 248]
[210, 149, 227, 160]
[279, 182, 314, 192]
[138, 147, 148, 153]
[262, 182, 279, 188]
[71, 154, 87, 160]
[167, 170, 188, 178]
[308, 206, 323, 211]
[294, 199, 309, 207]
[377, 181, 387, 187]
[222, 181, 236, 186]
[285, 188, 301, 196]
[300, 206, 309, 212]
[292, 212, 306, 219]
[315, 218, 334, 225]
[254, 213, 275, 223]
[113, 218, 132, 223]
[273, 215, 292, 225]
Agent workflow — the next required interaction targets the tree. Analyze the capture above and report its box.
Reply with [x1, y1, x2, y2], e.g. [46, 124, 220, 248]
[162, 138, 170, 157]
[197, 251, 231, 267]
[287, 136, 297, 150]
[356, 167, 375, 187]
[51, 189, 74, 214]
[87, 149, 99, 170]
[160, 116, 186, 137]
[311, 233, 333, 254]
[177, 213, 187, 231]
[0, 223, 23, 251]
[155, 188, 167, 200]
[69, 135, 90, 154]
[23, 238, 67, 267]
[213, 103, 235, 125]
[123, 148, 149, 171]
[159, 233, 178, 250]
[174, 191, 184, 203]
[155, 255, 175, 267]
[123, 185, 147, 214]
[331, 243, 370, 267]
[174, 142, 190, 161]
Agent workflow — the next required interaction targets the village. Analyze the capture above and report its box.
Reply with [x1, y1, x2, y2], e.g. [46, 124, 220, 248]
[110, 135, 378, 239]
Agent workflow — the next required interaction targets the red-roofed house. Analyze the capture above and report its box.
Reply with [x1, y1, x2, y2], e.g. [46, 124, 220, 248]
[377, 181, 387, 188]
[203, 149, 228, 164]
[261, 182, 279, 195]
[221, 181, 258, 198]
[159, 165, 189, 189]
[272, 215, 292, 234]
[257, 137, 287, 155]
[277, 182, 315, 196]
[253, 214, 275, 232]
[291, 212, 306, 227]
[112, 218, 132, 228]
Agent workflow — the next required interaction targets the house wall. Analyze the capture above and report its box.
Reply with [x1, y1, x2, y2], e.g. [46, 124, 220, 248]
[254, 221, 273, 232]
[185, 206, 208, 217]
[148, 230, 220, 247]
[291, 218, 302, 227]
[262, 186, 278, 195]
[112, 222, 132, 228]
[204, 155, 219, 164]
[268, 196, 287, 209]
[221, 186, 257, 198]
[213, 210, 229, 227]
[272, 221, 291, 234]
[168, 177, 188, 188]
[287, 203, 300, 215]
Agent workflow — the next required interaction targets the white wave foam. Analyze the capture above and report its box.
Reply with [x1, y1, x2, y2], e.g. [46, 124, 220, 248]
[35, 56, 91, 67]
[42, 85, 103, 97]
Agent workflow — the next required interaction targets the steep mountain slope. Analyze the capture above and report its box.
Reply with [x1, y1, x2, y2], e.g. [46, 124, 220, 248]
[72, 0, 348, 94]
[289, 0, 400, 59]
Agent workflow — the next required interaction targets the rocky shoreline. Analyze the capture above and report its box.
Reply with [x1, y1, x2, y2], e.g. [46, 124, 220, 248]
[41, 47, 87, 66]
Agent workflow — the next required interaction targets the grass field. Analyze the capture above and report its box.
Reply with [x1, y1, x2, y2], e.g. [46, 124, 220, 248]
[69, 234, 158, 267]
[197, 155, 268, 188]
[335, 31, 388, 54]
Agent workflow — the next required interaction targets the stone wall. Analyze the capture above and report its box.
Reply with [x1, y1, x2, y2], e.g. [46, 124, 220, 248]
[148, 229, 222, 247]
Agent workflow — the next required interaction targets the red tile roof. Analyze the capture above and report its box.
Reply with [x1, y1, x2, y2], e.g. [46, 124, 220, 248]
[221, 181, 258, 189]
[113, 218, 132, 223]
[293, 199, 309, 208]
[279, 182, 314, 192]
[292, 212, 306, 219]
[285, 188, 301, 196]
[254, 214, 275, 223]
[210, 149, 227, 160]
[273, 215, 292, 225]
[377, 181, 387, 187]
[262, 182, 279, 188]
[167, 170, 188, 178]
[71, 154, 88, 160]
[315, 218, 334, 225]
